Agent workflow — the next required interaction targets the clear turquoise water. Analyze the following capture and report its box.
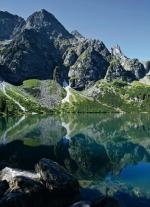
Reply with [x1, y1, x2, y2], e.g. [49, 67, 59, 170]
[0, 113, 150, 204]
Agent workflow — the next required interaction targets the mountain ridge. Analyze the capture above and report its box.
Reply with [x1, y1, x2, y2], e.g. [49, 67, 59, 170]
[0, 9, 149, 87]
[0, 9, 150, 114]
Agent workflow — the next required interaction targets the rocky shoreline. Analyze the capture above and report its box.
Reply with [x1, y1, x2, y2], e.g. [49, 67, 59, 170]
[0, 158, 80, 207]
[0, 158, 121, 207]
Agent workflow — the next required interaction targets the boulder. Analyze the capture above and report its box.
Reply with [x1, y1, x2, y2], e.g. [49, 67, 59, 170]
[0, 159, 80, 207]
[0, 176, 47, 207]
[0, 167, 39, 183]
[35, 158, 79, 194]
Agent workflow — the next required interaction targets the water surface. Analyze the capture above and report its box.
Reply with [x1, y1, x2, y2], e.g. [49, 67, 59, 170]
[0, 113, 150, 206]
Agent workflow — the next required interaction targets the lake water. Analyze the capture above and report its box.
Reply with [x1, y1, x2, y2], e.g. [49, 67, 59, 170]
[0, 113, 150, 206]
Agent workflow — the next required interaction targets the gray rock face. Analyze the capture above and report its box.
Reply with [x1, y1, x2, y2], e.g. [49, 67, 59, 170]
[0, 10, 74, 84]
[105, 60, 134, 82]
[68, 40, 111, 89]
[111, 45, 146, 80]
[63, 49, 78, 67]
[0, 29, 59, 84]
[25, 9, 73, 40]
[123, 58, 145, 79]
[0, 11, 25, 41]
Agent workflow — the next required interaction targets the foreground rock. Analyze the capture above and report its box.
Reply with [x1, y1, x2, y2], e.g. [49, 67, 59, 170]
[36, 158, 79, 194]
[0, 167, 39, 182]
[0, 176, 46, 207]
[0, 159, 79, 207]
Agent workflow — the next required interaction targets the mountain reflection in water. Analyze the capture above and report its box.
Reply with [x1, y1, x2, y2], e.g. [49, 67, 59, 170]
[0, 113, 150, 206]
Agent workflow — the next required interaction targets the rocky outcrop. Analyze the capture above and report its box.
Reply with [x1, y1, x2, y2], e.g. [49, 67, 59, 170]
[105, 59, 135, 82]
[68, 40, 111, 89]
[0, 167, 39, 182]
[111, 45, 146, 80]
[0, 159, 79, 207]
[0, 29, 58, 84]
[35, 158, 79, 194]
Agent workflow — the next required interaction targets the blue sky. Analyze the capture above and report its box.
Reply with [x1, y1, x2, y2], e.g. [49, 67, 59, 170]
[1, 0, 150, 60]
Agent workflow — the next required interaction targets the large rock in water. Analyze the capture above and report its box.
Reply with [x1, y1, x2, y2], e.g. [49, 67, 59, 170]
[0, 176, 47, 207]
[0, 159, 80, 207]
[35, 158, 79, 194]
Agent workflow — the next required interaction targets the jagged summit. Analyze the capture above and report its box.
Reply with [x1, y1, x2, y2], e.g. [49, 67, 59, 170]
[25, 9, 72, 39]
[111, 45, 127, 59]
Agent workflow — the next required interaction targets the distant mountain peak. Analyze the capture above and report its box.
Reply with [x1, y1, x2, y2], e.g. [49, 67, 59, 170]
[25, 9, 72, 39]
[111, 45, 125, 57]
[0, 11, 24, 41]
[0, 10, 19, 18]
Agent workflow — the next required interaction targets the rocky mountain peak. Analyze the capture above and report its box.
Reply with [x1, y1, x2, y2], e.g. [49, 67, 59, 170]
[111, 45, 146, 79]
[25, 9, 73, 39]
[111, 45, 126, 59]
[0, 11, 25, 40]
[0, 10, 149, 88]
